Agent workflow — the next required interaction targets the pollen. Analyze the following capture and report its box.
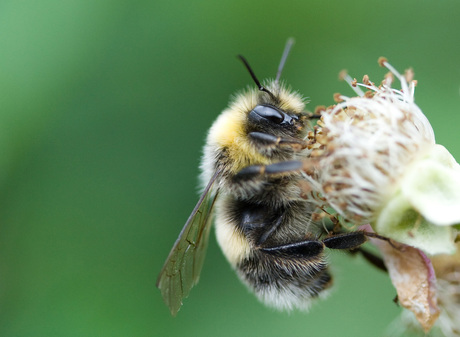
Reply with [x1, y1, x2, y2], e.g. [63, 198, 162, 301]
[378, 56, 388, 67]
[362, 75, 370, 85]
[314, 105, 326, 115]
[333, 93, 344, 103]
[338, 69, 348, 81]
[404, 68, 414, 83]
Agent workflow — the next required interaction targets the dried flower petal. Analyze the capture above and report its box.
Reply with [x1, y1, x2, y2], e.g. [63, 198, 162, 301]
[388, 242, 460, 337]
[369, 232, 440, 332]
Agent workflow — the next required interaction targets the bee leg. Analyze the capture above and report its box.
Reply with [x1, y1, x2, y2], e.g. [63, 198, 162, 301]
[234, 160, 303, 180]
[322, 231, 368, 250]
[260, 240, 325, 258]
[323, 231, 391, 272]
[254, 215, 284, 246]
[348, 247, 387, 272]
[249, 132, 307, 151]
[322, 230, 388, 272]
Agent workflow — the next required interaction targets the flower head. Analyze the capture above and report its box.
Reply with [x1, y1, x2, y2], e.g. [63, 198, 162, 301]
[304, 58, 460, 255]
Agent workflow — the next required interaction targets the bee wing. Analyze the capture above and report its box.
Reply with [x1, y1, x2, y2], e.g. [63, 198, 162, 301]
[156, 170, 220, 316]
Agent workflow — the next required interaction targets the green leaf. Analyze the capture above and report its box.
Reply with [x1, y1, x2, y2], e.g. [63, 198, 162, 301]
[374, 193, 456, 255]
[401, 145, 460, 226]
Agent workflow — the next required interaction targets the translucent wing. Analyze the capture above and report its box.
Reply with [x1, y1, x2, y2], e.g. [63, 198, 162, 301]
[156, 170, 220, 316]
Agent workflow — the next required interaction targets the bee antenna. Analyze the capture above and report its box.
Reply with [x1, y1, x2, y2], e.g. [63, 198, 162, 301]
[275, 38, 295, 85]
[238, 55, 278, 103]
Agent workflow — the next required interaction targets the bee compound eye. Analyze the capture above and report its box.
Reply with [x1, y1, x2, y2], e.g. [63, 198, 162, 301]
[252, 105, 284, 124]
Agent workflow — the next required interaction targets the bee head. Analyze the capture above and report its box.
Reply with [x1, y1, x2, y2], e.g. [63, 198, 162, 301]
[238, 55, 308, 139]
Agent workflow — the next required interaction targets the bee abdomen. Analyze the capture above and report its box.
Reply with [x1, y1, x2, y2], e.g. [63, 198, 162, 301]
[236, 252, 333, 311]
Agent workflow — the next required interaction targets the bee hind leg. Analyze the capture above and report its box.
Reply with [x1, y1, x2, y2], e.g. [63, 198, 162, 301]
[323, 231, 388, 272]
[322, 231, 368, 250]
[348, 247, 387, 272]
[260, 239, 325, 259]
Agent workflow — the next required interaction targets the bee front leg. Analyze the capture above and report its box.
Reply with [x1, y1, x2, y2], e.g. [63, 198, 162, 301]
[234, 160, 303, 181]
[249, 132, 307, 152]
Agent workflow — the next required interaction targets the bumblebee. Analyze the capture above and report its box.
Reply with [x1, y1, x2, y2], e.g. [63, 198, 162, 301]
[157, 40, 385, 316]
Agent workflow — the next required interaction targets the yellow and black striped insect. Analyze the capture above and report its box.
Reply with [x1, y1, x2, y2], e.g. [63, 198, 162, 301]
[157, 39, 386, 315]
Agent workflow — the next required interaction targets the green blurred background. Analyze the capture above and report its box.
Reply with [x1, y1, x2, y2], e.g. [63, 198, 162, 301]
[0, 0, 459, 336]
